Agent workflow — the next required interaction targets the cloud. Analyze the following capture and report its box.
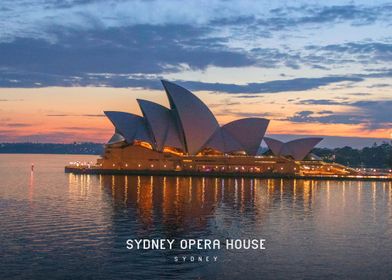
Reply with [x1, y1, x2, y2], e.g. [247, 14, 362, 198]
[46, 113, 105, 117]
[0, 1, 390, 89]
[2, 31, 389, 89]
[249, 47, 301, 69]
[0, 99, 24, 101]
[319, 110, 334, 114]
[286, 100, 392, 129]
[0, 53, 365, 95]
[5, 123, 33, 127]
[349, 92, 371, 96]
[215, 110, 279, 119]
[367, 83, 391, 88]
[296, 99, 346, 105]
[176, 76, 363, 93]
[0, 1, 390, 95]
[234, 95, 262, 99]
[61, 126, 109, 131]
[294, 4, 391, 26]
[0, 24, 254, 86]
[306, 42, 392, 65]
[288, 112, 363, 125]
[2, 1, 391, 42]
[350, 100, 392, 129]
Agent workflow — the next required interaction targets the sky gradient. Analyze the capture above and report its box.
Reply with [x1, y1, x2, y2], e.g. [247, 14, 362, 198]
[0, 0, 391, 147]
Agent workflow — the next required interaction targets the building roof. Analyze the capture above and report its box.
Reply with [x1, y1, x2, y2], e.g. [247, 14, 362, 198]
[104, 80, 275, 156]
[263, 137, 323, 160]
[161, 80, 220, 155]
[137, 99, 184, 151]
[104, 111, 152, 144]
[222, 118, 269, 155]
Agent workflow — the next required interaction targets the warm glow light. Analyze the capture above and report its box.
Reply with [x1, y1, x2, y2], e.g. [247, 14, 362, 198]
[134, 140, 153, 150]
[163, 146, 184, 156]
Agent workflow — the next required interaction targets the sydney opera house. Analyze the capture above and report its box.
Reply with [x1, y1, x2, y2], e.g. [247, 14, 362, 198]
[66, 80, 368, 179]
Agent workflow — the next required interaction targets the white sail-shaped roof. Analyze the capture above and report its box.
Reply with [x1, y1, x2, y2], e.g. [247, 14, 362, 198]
[285, 138, 323, 160]
[222, 118, 269, 155]
[137, 99, 184, 151]
[204, 129, 225, 152]
[263, 137, 284, 155]
[107, 132, 125, 144]
[264, 137, 322, 160]
[161, 80, 219, 155]
[104, 111, 152, 144]
[104, 80, 281, 156]
[221, 129, 245, 152]
[204, 128, 244, 153]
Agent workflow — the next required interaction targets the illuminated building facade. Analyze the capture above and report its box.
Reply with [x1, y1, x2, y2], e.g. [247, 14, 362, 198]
[66, 80, 387, 179]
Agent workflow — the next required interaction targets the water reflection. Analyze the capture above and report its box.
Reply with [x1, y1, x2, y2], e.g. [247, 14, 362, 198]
[3, 153, 392, 280]
[68, 173, 94, 197]
[68, 175, 392, 233]
[68, 175, 392, 216]
[29, 170, 34, 203]
[62, 173, 392, 279]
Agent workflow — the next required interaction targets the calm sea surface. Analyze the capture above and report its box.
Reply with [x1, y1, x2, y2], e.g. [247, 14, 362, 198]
[1, 154, 392, 280]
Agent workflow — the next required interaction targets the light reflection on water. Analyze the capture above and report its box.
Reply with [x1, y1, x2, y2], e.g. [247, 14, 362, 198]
[1, 154, 392, 279]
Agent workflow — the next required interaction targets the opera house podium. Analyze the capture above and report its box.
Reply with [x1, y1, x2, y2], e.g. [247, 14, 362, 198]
[65, 80, 390, 181]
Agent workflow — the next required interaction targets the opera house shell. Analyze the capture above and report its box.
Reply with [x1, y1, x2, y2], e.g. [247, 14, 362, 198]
[263, 137, 323, 161]
[104, 80, 271, 156]
[66, 80, 363, 178]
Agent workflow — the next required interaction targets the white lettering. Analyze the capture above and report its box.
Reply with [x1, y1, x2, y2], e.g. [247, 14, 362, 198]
[134, 239, 143, 249]
[226, 239, 234, 249]
[173, 255, 219, 262]
[167, 239, 175, 249]
[125, 239, 176, 250]
[225, 239, 266, 250]
[260, 239, 266, 249]
[180, 239, 188, 249]
[126, 239, 133, 249]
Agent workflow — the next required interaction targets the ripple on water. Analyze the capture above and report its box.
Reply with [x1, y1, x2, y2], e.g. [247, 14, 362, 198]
[0, 154, 392, 280]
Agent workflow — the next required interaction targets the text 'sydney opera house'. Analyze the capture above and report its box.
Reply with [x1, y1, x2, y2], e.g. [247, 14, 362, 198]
[65, 80, 390, 180]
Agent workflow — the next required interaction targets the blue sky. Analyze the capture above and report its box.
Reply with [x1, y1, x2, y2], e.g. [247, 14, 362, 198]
[0, 0, 391, 147]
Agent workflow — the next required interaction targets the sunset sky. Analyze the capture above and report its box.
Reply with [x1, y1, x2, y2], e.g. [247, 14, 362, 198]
[0, 0, 391, 148]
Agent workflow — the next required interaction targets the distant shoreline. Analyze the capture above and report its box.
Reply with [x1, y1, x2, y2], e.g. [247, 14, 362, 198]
[0, 152, 100, 155]
[0, 142, 391, 169]
[0, 143, 104, 155]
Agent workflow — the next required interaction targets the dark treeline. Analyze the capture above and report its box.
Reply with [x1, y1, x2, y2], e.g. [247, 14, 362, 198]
[0, 142, 104, 155]
[312, 142, 392, 168]
[0, 142, 391, 168]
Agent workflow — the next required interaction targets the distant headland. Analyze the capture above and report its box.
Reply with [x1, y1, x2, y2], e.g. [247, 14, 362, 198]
[0, 142, 104, 155]
[1, 141, 391, 169]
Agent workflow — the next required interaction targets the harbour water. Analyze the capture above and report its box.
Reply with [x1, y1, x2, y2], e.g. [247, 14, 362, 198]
[1, 154, 392, 279]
